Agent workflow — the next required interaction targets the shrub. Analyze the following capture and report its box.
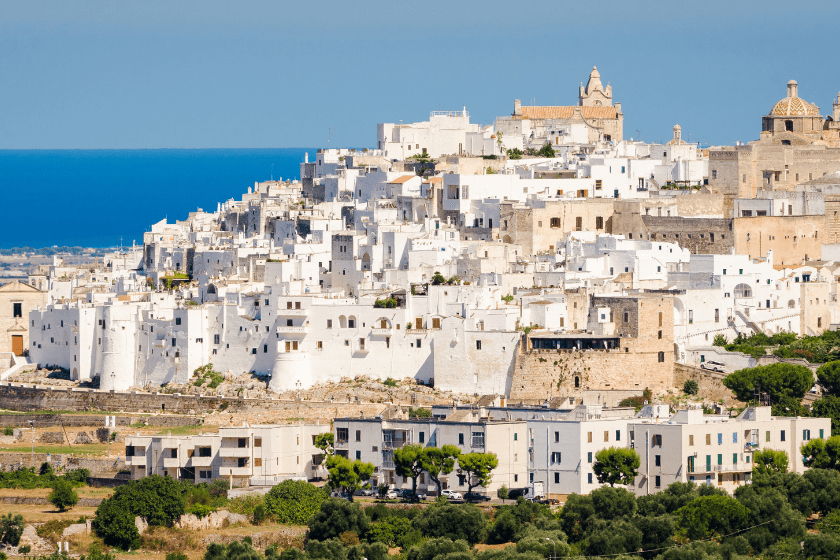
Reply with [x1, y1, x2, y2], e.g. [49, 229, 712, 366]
[188, 503, 214, 519]
[308, 499, 369, 541]
[264, 480, 328, 525]
[411, 503, 488, 545]
[2, 428, 12, 436]
[252, 504, 267, 525]
[0, 514, 24, 546]
[683, 380, 699, 395]
[383, 378, 398, 387]
[49, 479, 79, 511]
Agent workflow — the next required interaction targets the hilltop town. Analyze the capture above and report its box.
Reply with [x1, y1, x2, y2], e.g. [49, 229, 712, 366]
[2, 67, 840, 511]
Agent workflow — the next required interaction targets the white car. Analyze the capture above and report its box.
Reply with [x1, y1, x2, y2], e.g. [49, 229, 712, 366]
[384, 489, 400, 499]
[700, 360, 726, 373]
[441, 490, 462, 500]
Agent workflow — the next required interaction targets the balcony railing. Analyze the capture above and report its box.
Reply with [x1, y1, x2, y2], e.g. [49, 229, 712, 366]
[219, 447, 251, 458]
[335, 440, 349, 448]
[277, 326, 308, 334]
[125, 456, 146, 466]
[189, 456, 213, 467]
[382, 461, 395, 469]
[278, 309, 308, 316]
[163, 457, 181, 468]
[715, 464, 751, 473]
[370, 328, 392, 336]
[218, 466, 251, 476]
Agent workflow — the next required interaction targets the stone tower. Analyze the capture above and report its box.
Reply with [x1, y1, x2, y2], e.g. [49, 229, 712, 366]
[579, 66, 613, 107]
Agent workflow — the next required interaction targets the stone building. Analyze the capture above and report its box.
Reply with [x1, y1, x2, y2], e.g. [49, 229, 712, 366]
[509, 294, 674, 402]
[497, 66, 624, 144]
[709, 79, 840, 207]
[0, 281, 46, 356]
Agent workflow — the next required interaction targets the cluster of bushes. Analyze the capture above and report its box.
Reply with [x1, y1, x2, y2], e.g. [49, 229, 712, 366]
[192, 364, 225, 389]
[373, 297, 397, 308]
[0, 464, 90, 490]
[714, 330, 839, 363]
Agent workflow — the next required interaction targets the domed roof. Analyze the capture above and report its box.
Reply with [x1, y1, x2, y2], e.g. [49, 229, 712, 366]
[585, 66, 603, 94]
[770, 80, 819, 117]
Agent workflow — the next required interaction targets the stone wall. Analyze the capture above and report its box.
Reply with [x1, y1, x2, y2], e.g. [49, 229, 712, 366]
[0, 414, 201, 428]
[641, 216, 734, 254]
[0, 384, 388, 420]
[733, 215, 824, 265]
[673, 363, 734, 402]
[0, 452, 125, 474]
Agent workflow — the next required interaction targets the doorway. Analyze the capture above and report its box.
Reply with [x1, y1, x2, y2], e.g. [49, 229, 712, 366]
[11, 336, 23, 356]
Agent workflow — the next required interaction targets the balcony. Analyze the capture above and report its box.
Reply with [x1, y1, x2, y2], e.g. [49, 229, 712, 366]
[189, 455, 213, 467]
[219, 447, 251, 458]
[382, 461, 395, 470]
[335, 440, 349, 448]
[125, 455, 146, 467]
[278, 309, 308, 316]
[277, 326, 308, 334]
[370, 328, 392, 336]
[218, 466, 251, 477]
[406, 329, 428, 335]
[382, 439, 408, 450]
[715, 464, 752, 473]
[163, 457, 181, 468]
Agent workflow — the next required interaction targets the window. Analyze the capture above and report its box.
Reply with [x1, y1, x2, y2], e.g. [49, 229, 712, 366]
[419, 432, 425, 443]
[263, 344, 268, 353]
[458, 433, 464, 445]
[689, 435, 694, 446]
[715, 309, 719, 323]
[575, 217, 582, 231]
[327, 319, 332, 328]
[12, 303, 21, 318]
[588, 473, 593, 484]
[214, 334, 220, 344]
[476, 340, 482, 350]
[587, 431, 592, 443]
[624, 312, 629, 323]
[238, 438, 248, 448]
[732, 432, 738, 443]
[717, 454, 723, 465]
[336, 428, 349, 443]
[595, 180, 602, 190]
[654, 434, 662, 446]
[514, 432, 518, 441]
[766, 431, 770, 442]
[595, 216, 603, 229]
[555, 431, 559, 443]
[471, 432, 485, 447]
[658, 352, 665, 362]
[355, 450, 361, 460]
[733, 453, 738, 465]
[551, 452, 561, 463]
[655, 475, 661, 487]
[803, 429, 811, 441]
[604, 431, 609, 442]
[417, 339, 422, 348]
[616, 430, 621, 441]
[718, 433, 723, 445]
[175, 317, 181, 325]
[254, 438, 262, 447]
[348, 319, 355, 328]
[706, 434, 711, 445]
[317, 341, 323, 349]
[587, 452, 592, 463]
[555, 472, 560, 484]
[172, 338, 176, 347]
[655, 455, 661, 466]
[355, 430, 361, 442]
[254, 458, 262, 467]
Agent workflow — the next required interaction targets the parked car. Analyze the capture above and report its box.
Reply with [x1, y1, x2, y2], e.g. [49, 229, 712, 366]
[464, 492, 491, 502]
[384, 489, 400, 500]
[330, 491, 351, 500]
[357, 487, 376, 496]
[402, 490, 427, 501]
[441, 490, 463, 500]
[701, 360, 726, 373]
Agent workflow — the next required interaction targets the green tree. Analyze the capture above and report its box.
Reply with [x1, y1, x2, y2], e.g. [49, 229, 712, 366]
[308, 499, 369, 542]
[636, 481, 700, 516]
[314, 433, 334, 456]
[325, 456, 374, 500]
[683, 379, 699, 395]
[419, 445, 461, 497]
[558, 493, 595, 541]
[817, 360, 840, 395]
[812, 395, 840, 434]
[592, 447, 640, 487]
[39, 462, 53, 476]
[585, 518, 643, 557]
[0, 514, 23, 546]
[590, 486, 637, 519]
[406, 538, 471, 560]
[723, 363, 814, 407]
[393, 444, 425, 500]
[713, 334, 728, 346]
[536, 143, 556, 158]
[801, 435, 840, 470]
[49, 479, 79, 511]
[632, 514, 675, 559]
[456, 452, 498, 495]
[734, 485, 805, 553]
[412, 503, 488, 545]
[264, 479, 328, 524]
[675, 495, 749, 540]
[92, 475, 185, 549]
[753, 449, 789, 475]
[497, 485, 509, 504]
[506, 148, 523, 160]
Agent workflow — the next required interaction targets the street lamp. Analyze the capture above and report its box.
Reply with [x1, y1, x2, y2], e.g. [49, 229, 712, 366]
[545, 538, 557, 560]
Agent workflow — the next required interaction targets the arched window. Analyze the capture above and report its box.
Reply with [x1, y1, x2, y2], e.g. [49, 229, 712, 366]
[788, 300, 796, 309]
[339, 315, 347, 328]
[734, 283, 752, 298]
[348, 315, 357, 329]
[785, 120, 794, 132]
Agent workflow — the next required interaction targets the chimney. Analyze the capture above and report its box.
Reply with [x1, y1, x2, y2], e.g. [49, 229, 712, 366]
[514, 99, 522, 116]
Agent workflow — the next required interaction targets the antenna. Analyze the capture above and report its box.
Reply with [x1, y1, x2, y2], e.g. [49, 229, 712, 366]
[271, 163, 274, 181]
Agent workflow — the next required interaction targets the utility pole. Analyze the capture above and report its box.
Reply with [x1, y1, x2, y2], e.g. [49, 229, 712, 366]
[29, 420, 34, 468]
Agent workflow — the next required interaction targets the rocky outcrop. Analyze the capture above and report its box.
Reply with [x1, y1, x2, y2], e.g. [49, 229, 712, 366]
[61, 520, 92, 537]
[39, 432, 64, 444]
[134, 516, 148, 535]
[174, 510, 248, 530]
[18, 524, 55, 555]
[74, 431, 92, 444]
[201, 527, 307, 549]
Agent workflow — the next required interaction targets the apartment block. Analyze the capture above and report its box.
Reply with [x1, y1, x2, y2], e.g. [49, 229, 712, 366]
[125, 424, 329, 486]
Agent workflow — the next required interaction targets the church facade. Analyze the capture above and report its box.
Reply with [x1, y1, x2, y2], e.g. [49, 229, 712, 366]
[709, 79, 840, 203]
[496, 66, 624, 145]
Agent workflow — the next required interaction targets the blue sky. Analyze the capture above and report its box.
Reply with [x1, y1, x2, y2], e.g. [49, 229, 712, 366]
[3, 0, 840, 149]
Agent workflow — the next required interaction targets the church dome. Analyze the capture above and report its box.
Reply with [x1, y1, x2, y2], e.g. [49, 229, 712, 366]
[770, 80, 819, 116]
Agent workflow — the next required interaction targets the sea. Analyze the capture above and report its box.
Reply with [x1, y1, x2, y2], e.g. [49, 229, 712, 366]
[0, 149, 315, 249]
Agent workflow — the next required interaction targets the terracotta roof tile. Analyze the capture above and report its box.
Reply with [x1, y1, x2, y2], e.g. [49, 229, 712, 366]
[388, 175, 415, 184]
[518, 106, 618, 120]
